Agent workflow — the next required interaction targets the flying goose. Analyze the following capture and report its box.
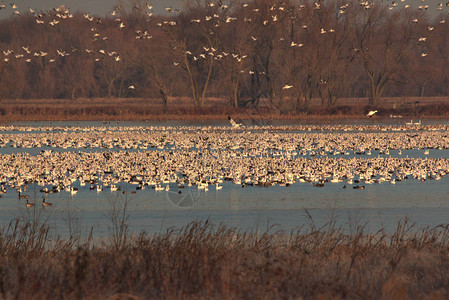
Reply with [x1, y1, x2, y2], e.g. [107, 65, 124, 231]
[366, 110, 378, 117]
[228, 116, 242, 128]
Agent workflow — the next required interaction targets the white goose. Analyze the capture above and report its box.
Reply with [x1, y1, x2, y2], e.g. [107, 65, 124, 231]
[366, 110, 378, 118]
[228, 116, 242, 128]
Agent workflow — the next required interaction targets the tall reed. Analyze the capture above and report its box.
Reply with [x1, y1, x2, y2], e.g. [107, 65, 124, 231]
[0, 219, 448, 299]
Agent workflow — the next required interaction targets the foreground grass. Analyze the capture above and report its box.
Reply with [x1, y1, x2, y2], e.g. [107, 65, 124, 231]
[0, 219, 448, 299]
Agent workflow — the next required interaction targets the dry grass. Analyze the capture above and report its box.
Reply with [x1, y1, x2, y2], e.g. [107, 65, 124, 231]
[0, 218, 448, 299]
[2, 96, 449, 121]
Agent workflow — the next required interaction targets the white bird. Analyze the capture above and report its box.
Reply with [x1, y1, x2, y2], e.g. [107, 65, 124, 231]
[282, 84, 293, 90]
[228, 116, 242, 128]
[70, 187, 78, 196]
[366, 110, 378, 118]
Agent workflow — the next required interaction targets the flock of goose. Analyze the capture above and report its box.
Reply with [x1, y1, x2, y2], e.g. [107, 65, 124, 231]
[1, 122, 449, 206]
[0, 123, 448, 153]
[0, 0, 447, 70]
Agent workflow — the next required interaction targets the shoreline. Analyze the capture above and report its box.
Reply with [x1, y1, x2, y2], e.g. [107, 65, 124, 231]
[1, 96, 449, 122]
[0, 114, 448, 123]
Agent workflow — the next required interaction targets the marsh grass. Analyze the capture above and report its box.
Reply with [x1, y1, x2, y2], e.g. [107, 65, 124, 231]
[107, 191, 131, 251]
[0, 218, 447, 299]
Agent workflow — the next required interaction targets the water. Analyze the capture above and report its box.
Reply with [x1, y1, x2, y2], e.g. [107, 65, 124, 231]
[1, 176, 447, 236]
[1, 120, 449, 239]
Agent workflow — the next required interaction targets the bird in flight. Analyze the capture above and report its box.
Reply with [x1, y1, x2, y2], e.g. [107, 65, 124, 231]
[366, 110, 378, 118]
[228, 116, 242, 128]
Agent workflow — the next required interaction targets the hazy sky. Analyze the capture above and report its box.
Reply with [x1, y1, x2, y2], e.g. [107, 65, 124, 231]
[0, 0, 181, 16]
[0, 0, 444, 18]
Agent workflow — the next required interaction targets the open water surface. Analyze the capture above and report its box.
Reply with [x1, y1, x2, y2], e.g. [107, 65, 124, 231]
[0, 119, 448, 239]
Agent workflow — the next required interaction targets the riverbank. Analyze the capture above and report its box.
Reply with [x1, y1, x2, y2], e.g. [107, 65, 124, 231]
[1, 219, 448, 299]
[1, 96, 449, 122]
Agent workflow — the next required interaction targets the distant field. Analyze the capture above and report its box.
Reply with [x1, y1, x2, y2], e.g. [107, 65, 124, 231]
[1, 96, 449, 121]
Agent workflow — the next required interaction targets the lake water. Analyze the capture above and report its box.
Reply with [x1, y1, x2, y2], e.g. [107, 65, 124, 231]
[1, 120, 449, 239]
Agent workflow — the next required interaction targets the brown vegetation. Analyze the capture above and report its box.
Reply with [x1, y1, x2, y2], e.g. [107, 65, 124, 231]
[0, 218, 448, 299]
[0, 96, 449, 121]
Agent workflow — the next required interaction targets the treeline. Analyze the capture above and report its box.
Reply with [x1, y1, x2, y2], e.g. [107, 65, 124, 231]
[0, 0, 448, 111]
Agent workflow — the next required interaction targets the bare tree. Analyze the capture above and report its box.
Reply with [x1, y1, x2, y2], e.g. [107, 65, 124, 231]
[0, 0, 447, 107]
[315, 0, 355, 107]
[417, 16, 449, 97]
[215, 2, 253, 108]
[162, 1, 221, 107]
[348, 3, 423, 105]
[133, 29, 175, 109]
[244, 0, 293, 110]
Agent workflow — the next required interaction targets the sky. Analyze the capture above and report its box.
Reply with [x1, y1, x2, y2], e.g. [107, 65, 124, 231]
[0, 0, 445, 19]
[0, 0, 181, 17]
